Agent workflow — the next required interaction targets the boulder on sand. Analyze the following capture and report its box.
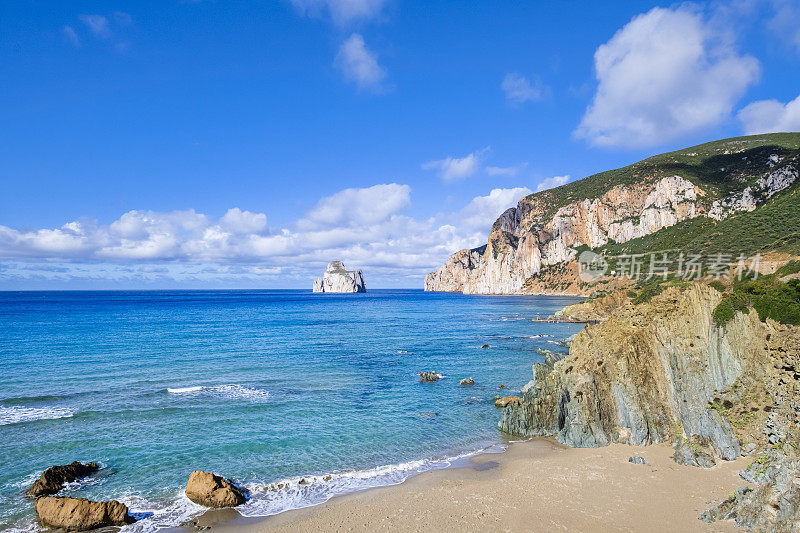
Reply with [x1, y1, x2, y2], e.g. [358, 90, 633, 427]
[34, 496, 135, 531]
[185, 471, 246, 508]
[419, 372, 440, 383]
[27, 461, 99, 498]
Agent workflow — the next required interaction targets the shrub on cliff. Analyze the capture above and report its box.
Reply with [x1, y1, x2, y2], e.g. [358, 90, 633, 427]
[714, 276, 800, 326]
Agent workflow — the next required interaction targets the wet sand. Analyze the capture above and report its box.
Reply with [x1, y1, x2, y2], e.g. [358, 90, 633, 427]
[215, 439, 747, 532]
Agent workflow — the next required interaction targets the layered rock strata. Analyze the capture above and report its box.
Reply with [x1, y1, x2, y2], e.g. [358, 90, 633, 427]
[498, 283, 782, 459]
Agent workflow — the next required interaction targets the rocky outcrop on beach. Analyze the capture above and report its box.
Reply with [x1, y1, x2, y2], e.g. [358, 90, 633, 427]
[498, 282, 798, 461]
[34, 496, 135, 531]
[426, 134, 800, 295]
[312, 261, 366, 293]
[27, 462, 99, 498]
[701, 448, 800, 532]
[185, 471, 247, 508]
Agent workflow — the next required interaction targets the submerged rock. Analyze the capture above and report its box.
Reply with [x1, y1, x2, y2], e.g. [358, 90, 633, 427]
[312, 261, 366, 293]
[185, 471, 246, 508]
[419, 371, 440, 383]
[459, 377, 475, 386]
[34, 496, 135, 531]
[27, 461, 99, 498]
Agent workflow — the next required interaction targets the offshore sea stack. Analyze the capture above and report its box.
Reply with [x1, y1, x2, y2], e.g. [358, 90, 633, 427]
[313, 261, 366, 293]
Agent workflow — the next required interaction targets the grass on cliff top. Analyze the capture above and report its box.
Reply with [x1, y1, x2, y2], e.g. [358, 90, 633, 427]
[523, 132, 800, 224]
[713, 271, 800, 327]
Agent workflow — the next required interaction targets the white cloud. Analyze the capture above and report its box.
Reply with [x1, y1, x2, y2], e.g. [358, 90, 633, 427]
[0, 182, 543, 286]
[422, 148, 488, 182]
[501, 73, 544, 104]
[289, 0, 387, 24]
[575, 6, 760, 148]
[335, 34, 387, 91]
[220, 208, 268, 234]
[486, 163, 527, 177]
[300, 183, 410, 229]
[62, 26, 79, 46]
[458, 187, 532, 232]
[738, 93, 800, 134]
[768, 0, 800, 54]
[79, 14, 111, 38]
[536, 175, 570, 192]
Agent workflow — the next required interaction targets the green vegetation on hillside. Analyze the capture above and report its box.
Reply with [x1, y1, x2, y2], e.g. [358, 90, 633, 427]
[713, 273, 800, 327]
[599, 181, 800, 258]
[523, 133, 800, 225]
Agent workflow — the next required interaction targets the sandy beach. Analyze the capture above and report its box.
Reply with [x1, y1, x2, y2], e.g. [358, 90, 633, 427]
[212, 438, 748, 533]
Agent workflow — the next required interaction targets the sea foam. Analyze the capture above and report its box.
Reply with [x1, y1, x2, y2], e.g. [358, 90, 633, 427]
[0, 406, 74, 426]
[166, 384, 270, 401]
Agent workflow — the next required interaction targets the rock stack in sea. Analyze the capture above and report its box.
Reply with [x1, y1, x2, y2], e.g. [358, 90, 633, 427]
[312, 261, 366, 293]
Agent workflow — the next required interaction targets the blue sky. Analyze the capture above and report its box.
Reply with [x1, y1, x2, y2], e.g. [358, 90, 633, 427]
[1, 0, 799, 289]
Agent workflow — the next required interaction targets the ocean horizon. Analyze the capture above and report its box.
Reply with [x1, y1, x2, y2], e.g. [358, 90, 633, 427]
[0, 289, 583, 532]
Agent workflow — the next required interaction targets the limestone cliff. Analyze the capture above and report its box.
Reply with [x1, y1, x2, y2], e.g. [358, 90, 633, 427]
[312, 261, 366, 293]
[498, 283, 799, 462]
[426, 133, 800, 295]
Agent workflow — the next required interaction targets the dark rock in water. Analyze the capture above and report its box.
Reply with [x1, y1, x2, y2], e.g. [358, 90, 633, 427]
[498, 384, 505, 389]
[459, 377, 475, 386]
[35, 496, 135, 531]
[185, 471, 247, 508]
[628, 456, 647, 464]
[27, 461, 99, 498]
[481, 345, 490, 349]
[419, 371, 440, 383]
[701, 448, 800, 531]
[673, 435, 717, 468]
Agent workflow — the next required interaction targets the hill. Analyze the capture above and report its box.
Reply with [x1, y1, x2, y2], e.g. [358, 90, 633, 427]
[425, 133, 800, 294]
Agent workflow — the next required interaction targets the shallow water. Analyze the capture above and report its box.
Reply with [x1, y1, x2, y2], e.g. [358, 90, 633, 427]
[0, 289, 583, 531]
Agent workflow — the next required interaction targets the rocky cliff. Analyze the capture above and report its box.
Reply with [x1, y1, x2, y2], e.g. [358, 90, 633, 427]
[498, 282, 799, 462]
[313, 261, 366, 293]
[426, 133, 800, 294]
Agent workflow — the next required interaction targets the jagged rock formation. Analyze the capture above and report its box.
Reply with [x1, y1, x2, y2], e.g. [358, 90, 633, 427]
[701, 448, 800, 532]
[27, 461, 99, 498]
[709, 158, 798, 219]
[185, 471, 247, 508]
[498, 283, 787, 459]
[313, 261, 366, 293]
[426, 134, 800, 294]
[34, 496, 135, 531]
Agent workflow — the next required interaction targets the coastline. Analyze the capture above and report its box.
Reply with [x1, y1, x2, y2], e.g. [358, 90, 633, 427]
[211, 438, 746, 532]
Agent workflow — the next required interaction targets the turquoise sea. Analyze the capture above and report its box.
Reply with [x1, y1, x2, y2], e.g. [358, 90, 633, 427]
[0, 290, 583, 531]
